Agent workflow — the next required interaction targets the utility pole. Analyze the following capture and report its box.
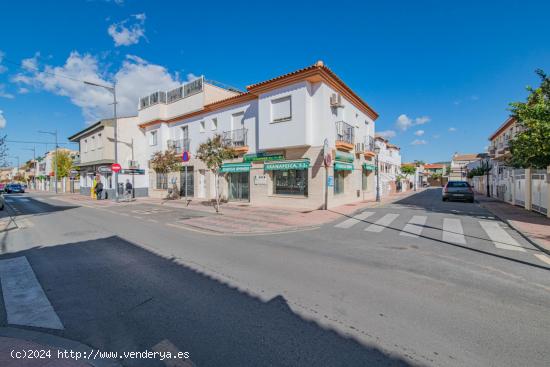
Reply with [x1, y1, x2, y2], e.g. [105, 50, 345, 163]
[39, 130, 58, 194]
[375, 146, 381, 202]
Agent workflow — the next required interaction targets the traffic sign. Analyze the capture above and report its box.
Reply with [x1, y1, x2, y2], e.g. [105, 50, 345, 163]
[182, 151, 190, 162]
[111, 163, 122, 173]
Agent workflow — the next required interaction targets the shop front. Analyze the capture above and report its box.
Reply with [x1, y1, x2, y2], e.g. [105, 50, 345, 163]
[220, 162, 251, 201]
[264, 159, 310, 197]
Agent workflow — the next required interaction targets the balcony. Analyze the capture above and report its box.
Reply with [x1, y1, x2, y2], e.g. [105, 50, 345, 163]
[167, 138, 191, 154]
[139, 77, 204, 110]
[488, 147, 496, 158]
[222, 128, 248, 154]
[335, 121, 355, 151]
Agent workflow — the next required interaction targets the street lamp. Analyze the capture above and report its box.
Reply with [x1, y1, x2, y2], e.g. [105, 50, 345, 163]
[39, 130, 58, 194]
[484, 157, 491, 198]
[84, 80, 119, 201]
[374, 146, 381, 202]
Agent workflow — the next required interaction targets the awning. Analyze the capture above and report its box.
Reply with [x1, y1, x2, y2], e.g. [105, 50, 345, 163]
[264, 160, 310, 171]
[363, 163, 376, 171]
[334, 161, 354, 171]
[220, 162, 251, 173]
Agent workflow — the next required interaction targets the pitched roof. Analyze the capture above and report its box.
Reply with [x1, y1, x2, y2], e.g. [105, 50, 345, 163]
[453, 153, 484, 161]
[424, 163, 445, 169]
[489, 117, 516, 141]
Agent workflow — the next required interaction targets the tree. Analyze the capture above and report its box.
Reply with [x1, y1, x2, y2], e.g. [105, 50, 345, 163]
[508, 69, 550, 168]
[467, 161, 492, 179]
[53, 150, 74, 178]
[196, 135, 235, 213]
[401, 165, 416, 175]
[150, 148, 181, 191]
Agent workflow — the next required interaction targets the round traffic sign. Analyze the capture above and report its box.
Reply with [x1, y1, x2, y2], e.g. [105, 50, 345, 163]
[111, 163, 122, 173]
[182, 151, 190, 162]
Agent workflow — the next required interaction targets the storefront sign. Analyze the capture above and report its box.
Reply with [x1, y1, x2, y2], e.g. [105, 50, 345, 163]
[335, 150, 354, 163]
[334, 162, 354, 171]
[254, 174, 267, 185]
[243, 152, 284, 163]
[363, 163, 376, 171]
[220, 163, 251, 173]
[120, 169, 145, 175]
[98, 166, 112, 174]
[264, 160, 310, 171]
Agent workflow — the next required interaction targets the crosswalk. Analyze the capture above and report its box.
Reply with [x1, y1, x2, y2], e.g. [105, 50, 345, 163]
[333, 211, 533, 254]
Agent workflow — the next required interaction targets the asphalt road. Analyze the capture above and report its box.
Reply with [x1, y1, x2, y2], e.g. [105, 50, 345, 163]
[0, 189, 549, 367]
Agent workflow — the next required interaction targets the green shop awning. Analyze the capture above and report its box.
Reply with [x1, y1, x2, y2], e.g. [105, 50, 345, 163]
[363, 163, 376, 171]
[334, 161, 354, 171]
[264, 160, 310, 171]
[220, 162, 251, 173]
[335, 150, 354, 163]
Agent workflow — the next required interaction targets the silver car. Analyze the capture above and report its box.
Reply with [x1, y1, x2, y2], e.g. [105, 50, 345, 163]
[442, 181, 475, 203]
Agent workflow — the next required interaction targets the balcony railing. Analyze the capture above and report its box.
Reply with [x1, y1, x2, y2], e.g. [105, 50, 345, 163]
[222, 128, 248, 147]
[139, 77, 205, 110]
[335, 121, 355, 145]
[364, 136, 375, 152]
[167, 138, 191, 154]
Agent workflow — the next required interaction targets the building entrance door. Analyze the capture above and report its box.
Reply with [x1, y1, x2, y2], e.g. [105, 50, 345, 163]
[180, 166, 194, 197]
[228, 172, 249, 201]
[198, 170, 206, 198]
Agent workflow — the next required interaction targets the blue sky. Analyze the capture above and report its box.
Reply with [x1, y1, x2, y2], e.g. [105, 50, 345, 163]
[0, 0, 549, 165]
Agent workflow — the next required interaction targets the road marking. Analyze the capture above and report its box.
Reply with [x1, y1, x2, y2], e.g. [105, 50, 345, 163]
[0, 256, 63, 330]
[365, 213, 399, 233]
[442, 218, 466, 244]
[335, 211, 374, 229]
[534, 253, 550, 265]
[479, 221, 526, 252]
[400, 215, 427, 238]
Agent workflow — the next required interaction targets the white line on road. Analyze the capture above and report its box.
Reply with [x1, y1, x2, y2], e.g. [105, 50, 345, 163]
[479, 221, 526, 252]
[0, 256, 63, 330]
[442, 218, 466, 244]
[365, 213, 399, 233]
[334, 211, 375, 229]
[534, 253, 550, 265]
[400, 215, 427, 238]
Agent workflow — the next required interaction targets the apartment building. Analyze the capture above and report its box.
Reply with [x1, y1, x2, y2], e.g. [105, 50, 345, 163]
[35, 148, 79, 191]
[374, 136, 402, 196]
[449, 153, 486, 181]
[138, 61, 379, 209]
[69, 117, 149, 198]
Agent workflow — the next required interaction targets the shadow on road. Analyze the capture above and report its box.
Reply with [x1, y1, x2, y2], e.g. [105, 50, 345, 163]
[2, 236, 418, 367]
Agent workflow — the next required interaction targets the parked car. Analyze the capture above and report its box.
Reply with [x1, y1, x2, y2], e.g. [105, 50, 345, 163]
[442, 181, 474, 203]
[6, 183, 25, 194]
[0, 193, 4, 210]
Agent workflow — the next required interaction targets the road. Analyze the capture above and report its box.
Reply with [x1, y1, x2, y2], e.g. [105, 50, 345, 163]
[0, 188, 549, 367]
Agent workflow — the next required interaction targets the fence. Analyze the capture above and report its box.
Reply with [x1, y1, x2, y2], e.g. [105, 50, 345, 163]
[531, 169, 548, 215]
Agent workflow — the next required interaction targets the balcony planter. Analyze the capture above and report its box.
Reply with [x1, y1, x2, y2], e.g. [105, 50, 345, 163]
[335, 140, 354, 151]
[233, 146, 249, 154]
[364, 150, 376, 158]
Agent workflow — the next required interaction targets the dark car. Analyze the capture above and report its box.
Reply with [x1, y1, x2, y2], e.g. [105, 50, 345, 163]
[6, 183, 25, 194]
[442, 181, 474, 203]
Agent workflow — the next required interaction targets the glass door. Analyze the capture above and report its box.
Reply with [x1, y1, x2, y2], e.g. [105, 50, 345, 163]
[180, 166, 194, 197]
[228, 172, 249, 201]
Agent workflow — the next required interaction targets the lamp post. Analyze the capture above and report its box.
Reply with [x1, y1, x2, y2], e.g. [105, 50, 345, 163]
[84, 80, 118, 201]
[375, 146, 381, 202]
[38, 130, 58, 194]
[485, 157, 491, 198]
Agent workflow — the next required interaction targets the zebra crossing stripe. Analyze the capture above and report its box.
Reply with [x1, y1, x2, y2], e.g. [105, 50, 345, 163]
[365, 213, 399, 233]
[335, 211, 375, 229]
[442, 218, 466, 244]
[534, 253, 550, 265]
[0, 256, 64, 330]
[400, 215, 427, 238]
[479, 221, 526, 252]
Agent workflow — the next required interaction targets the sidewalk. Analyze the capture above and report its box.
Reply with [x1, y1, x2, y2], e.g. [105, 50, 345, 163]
[476, 195, 550, 254]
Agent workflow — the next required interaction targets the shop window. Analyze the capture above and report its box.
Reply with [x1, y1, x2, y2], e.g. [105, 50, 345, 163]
[156, 172, 167, 189]
[334, 171, 345, 194]
[273, 169, 307, 196]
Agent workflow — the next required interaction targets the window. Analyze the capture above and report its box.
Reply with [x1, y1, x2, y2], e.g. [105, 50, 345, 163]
[200, 121, 205, 133]
[83, 139, 88, 153]
[334, 171, 345, 194]
[273, 169, 308, 196]
[362, 169, 370, 191]
[156, 172, 168, 189]
[97, 133, 103, 149]
[232, 112, 244, 129]
[271, 96, 292, 122]
[181, 126, 189, 140]
[149, 131, 157, 146]
[211, 118, 218, 131]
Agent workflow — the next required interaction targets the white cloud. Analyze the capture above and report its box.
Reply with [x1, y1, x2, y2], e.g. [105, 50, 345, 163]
[0, 50, 7, 73]
[377, 130, 396, 139]
[448, 127, 457, 132]
[414, 130, 425, 136]
[21, 52, 40, 71]
[432, 134, 441, 139]
[396, 114, 431, 131]
[411, 139, 427, 145]
[12, 52, 181, 123]
[108, 14, 146, 47]
[18, 87, 29, 94]
[0, 84, 14, 99]
[0, 110, 6, 128]
[186, 73, 199, 81]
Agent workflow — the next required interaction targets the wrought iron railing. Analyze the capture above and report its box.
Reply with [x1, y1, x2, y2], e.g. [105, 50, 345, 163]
[167, 139, 191, 154]
[364, 136, 375, 151]
[222, 128, 248, 147]
[335, 121, 355, 144]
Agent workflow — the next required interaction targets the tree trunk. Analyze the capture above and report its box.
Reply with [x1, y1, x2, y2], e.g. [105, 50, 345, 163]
[215, 170, 220, 213]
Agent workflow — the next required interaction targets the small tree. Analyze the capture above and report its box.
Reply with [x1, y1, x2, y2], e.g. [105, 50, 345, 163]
[150, 148, 181, 189]
[196, 135, 235, 213]
[53, 150, 73, 178]
[401, 165, 416, 176]
[508, 69, 550, 168]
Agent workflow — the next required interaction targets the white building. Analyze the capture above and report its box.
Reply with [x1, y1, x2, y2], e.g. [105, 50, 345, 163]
[138, 61, 379, 209]
[374, 136, 402, 196]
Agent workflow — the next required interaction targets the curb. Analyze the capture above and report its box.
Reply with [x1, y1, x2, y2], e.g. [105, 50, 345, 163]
[478, 202, 550, 256]
[0, 327, 122, 367]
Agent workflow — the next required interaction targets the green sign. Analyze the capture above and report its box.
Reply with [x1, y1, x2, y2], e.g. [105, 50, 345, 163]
[264, 160, 310, 171]
[363, 163, 376, 171]
[335, 150, 354, 163]
[334, 161, 354, 171]
[220, 163, 251, 173]
[243, 152, 284, 163]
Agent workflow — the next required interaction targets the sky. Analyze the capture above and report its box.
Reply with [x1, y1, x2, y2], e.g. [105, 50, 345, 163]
[0, 0, 549, 165]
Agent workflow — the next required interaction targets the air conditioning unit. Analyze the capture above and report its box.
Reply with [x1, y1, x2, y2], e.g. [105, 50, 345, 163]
[330, 93, 342, 107]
